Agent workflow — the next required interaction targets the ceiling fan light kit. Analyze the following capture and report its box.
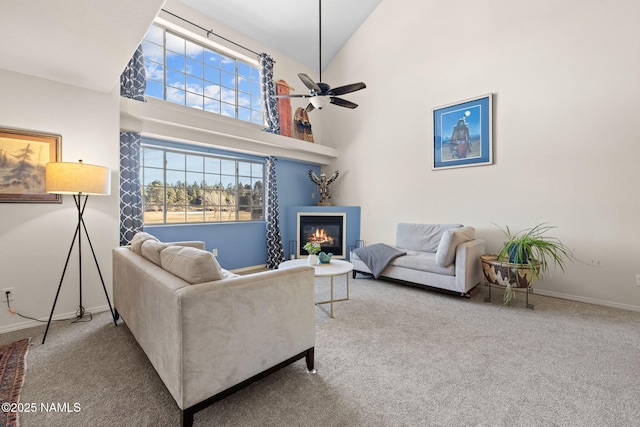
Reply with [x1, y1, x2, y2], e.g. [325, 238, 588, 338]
[274, 0, 366, 112]
[310, 96, 331, 110]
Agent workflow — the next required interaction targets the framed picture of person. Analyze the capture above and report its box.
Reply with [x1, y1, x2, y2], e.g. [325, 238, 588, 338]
[432, 94, 493, 170]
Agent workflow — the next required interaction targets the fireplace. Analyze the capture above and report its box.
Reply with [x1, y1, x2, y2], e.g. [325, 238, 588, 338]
[297, 212, 346, 258]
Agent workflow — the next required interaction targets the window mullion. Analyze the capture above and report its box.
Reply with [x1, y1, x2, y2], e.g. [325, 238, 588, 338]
[163, 151, 167, 223]
[235, 60, 239, 119]
[163, 27, 168, 102]
[234, 161, 239, 221]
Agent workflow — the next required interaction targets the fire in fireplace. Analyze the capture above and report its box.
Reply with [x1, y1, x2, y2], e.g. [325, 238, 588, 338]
[307, 227, 336, 246]
[297, 213, 346, 258]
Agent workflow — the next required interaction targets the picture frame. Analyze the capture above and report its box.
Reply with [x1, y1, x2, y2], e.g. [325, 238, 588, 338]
[432, 93, 493, 170]
[0, 127, 62, 203]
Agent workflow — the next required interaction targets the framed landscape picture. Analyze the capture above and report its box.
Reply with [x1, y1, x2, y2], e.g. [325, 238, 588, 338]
[432, 94, 493, 170]
[0, 127, 62, 203]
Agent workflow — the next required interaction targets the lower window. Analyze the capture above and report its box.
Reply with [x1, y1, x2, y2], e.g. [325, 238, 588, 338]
[141, 145, 264, 224]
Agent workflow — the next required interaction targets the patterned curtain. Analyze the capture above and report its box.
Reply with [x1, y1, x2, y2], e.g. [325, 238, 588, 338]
[119, 44, 146, 245]
[120, 44, 146, 101]
[265, 156, 285, 269]
[119, 132, 143, 246]
[259, 53, 280, 134]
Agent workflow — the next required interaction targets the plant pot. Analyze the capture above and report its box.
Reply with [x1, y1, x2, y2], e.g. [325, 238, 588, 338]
[308, 254, 318, 265]
[480, 254, 539, 289]
[481, 254, 541, 306]
[507, 245, 530, 264]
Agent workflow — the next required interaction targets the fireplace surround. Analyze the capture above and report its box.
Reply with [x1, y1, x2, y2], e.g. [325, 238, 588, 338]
[284, 206, 361, 261]
[297, 212, 346, 258]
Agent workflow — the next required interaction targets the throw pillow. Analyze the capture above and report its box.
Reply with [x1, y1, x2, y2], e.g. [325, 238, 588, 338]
[140, 240, 169, 266]
[396, 223, 463, 252]
[435, 226, 475, 267]
[160, 246, 224, 284]
[129, 232, 160, 255]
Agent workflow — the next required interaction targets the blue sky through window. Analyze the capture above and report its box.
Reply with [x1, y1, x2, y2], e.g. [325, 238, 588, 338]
[141, 24, 264, 126]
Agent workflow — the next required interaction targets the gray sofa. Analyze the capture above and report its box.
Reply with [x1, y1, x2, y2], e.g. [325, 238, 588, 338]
[112, 233, 316, 426]
[351, 223, 485, 296]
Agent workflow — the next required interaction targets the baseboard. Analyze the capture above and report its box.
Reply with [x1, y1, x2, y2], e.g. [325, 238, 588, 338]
[533, 289, 640, 313]
[0, 304, 112, 335]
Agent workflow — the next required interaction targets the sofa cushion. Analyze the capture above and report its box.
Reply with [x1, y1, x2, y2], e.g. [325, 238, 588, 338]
[160, 246, 224, 284]
[395, 223, 463, 252]
[129, 232, 159, 255]
[141, 240, 170, 266]
[435, 226, 476, 267]
[390, 250, 456, 276]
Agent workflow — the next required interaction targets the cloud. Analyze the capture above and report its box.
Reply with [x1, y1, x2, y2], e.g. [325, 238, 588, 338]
[144, 61, 164, 81]
[204, 84, 221, 99]
[143, 42, 163, 63]
[221, 88, 235, 104]
[238, 92, 251, 108]
[166, 86, 185, 104]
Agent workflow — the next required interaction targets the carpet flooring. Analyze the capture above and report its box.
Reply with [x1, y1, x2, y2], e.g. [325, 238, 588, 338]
[1, 276, 639, 426]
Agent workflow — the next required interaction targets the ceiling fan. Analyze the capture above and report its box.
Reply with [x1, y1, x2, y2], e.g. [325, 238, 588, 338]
[275, 0, 366, 112]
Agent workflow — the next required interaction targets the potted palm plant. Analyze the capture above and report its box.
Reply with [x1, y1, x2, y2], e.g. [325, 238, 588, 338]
[481, 223, 572, 305]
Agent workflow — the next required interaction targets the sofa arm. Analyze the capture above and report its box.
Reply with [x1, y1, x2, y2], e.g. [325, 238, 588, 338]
[176, 266, 316, 409]
[454, 239, 486, 293]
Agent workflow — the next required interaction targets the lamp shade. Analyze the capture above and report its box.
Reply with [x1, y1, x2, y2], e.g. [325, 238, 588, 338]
[46, 161, 111, 195]
[310, 96, 330, 110]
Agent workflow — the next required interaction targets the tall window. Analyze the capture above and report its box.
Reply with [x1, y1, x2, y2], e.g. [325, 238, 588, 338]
[142, 24, 264, 125]
[141, 145, 264, 224]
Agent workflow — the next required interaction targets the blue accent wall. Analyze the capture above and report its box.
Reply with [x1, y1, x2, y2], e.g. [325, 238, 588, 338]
[141, 137, 322, 269]
[145, 221, 267, 269]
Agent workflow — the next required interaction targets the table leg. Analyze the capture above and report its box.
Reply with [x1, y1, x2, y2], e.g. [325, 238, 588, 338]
[315, 271, 351, 318]
[346, 272, 350, 300]
[330, 275, 334, 317]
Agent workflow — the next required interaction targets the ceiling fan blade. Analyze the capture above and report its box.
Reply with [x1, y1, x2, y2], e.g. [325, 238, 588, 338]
[330, 97, 358, 109]
[273, 94, 311, 99]
[298, 73, 321, 93]
[330, 82, 366, 96]
[305, 102, 315, 113]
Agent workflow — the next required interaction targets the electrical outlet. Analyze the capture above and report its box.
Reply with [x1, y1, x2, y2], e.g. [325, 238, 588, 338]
[212, 249, 218, 256]
[636, 275, 640, 287]
[2, 287, 15, 303]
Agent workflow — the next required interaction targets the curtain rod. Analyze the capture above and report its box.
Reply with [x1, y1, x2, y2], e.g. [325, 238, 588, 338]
[160, 9, 260, 57]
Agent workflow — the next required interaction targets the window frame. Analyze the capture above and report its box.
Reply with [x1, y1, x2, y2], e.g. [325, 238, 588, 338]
[142, 23, 265, 126]
[141, 144, 265, 225]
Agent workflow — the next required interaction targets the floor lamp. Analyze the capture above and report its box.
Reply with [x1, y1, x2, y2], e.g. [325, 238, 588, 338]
[42, 160, 118, 344]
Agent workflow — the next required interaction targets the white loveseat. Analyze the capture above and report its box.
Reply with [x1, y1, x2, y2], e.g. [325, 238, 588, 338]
[112, 233, 316, 426]
[351, 223, 485, 296]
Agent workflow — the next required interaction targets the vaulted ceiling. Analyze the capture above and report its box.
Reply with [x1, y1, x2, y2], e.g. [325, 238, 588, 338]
[0, 0, 166, 93]
[0, 0, 381, 93]
[176, 0, 382, 72]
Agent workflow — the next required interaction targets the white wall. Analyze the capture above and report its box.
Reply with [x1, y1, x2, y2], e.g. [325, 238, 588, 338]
[0, 69, 120, 332]
[322, 0, 640, 310]
[0, 1, 322, 332]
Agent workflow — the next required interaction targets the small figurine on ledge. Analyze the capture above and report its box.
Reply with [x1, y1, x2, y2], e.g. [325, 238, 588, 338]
[308, 169, 339, 206]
